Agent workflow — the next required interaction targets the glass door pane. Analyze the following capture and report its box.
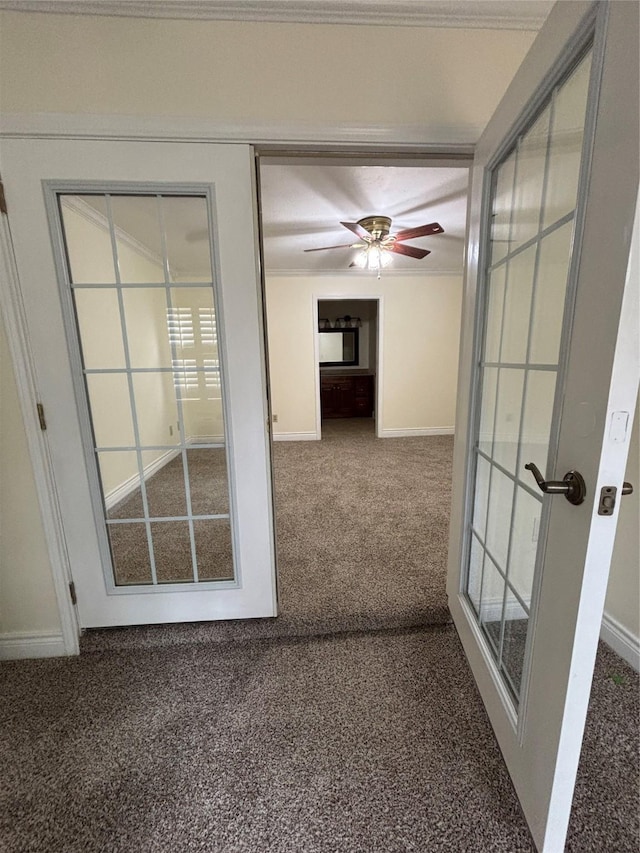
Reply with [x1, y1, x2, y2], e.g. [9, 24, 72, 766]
[465, 48, 593, 708]
[58, 192, 235, 587]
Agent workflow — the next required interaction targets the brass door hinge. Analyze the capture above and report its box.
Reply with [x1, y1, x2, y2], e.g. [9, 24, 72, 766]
[36, 403, 47, 431]
[69, 581, 77, 606]
[0, 182, 6, 215]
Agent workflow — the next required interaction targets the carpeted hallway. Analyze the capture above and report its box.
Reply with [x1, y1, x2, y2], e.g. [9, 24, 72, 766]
[1, 421, 638, 852]
[1, 627, 638, 852]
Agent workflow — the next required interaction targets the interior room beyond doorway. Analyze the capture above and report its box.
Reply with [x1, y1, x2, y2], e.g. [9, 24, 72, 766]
[318, 298, 378, 436]
[259, 156, 469, 632]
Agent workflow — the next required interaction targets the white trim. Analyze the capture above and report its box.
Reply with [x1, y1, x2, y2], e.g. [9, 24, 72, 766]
[0, 114, 482, 149]
[60, 195, 165, 272]
[600, 612, 640, 672]
[0, 631, 67, 660]
[187, 434, 225, 444]
[273, 431, 320, 442]
[0, 1, 550, 30]
[267, 268, 464, 278]
[478, 596, 529, 624]
[381, 426, 454, 438]
[0, 215, 80, 656]
[313, 294, 383, 439]
[375, 298, 383, 438]
[312, 296, 322, 440]
[104, 447, 181, 510]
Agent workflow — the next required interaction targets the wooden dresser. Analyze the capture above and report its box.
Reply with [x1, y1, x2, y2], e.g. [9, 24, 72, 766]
[320, 374, 374, 419]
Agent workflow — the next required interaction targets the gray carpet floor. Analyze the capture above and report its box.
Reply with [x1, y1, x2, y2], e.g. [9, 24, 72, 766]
[85, 419, 452, 651]
[1, 627, 637, 852]
[3, 421, 637, 851]
[273, 419, 452, 627]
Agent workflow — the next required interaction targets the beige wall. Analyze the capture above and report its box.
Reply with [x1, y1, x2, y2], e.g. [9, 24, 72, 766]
[265, 273, 463, 436]
[0, 320, 62, 637]
[0, 12, 534, 134]
[605, 400, 640, 640]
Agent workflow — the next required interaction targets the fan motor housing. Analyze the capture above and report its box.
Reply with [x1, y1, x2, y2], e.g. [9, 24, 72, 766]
[358, 216, 392, 239]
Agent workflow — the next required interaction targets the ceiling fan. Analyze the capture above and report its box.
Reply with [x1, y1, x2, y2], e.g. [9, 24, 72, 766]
[304, 216, 444, 271]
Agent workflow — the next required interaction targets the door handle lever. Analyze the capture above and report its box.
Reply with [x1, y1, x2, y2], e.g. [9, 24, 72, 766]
[525, 462, 587, 505]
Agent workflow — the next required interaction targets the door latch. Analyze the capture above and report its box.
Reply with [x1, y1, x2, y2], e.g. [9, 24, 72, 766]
[597, 482, 634, 516]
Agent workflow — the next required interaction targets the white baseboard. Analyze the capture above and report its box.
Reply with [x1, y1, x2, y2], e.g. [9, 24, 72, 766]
[104, 447, 181, 510]
[477, 597, 528, 624]
[600, 612, 640, 671]
[104, 439, 226, 510]
[0, 631, 68, 660]
[380, 427, 455, 438]
[188, 434, 225, 445]
[273, 431, 320, 441]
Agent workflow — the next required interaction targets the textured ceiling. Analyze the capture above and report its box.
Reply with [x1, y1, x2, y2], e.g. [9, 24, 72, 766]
[260, 163, 469, 274]
[75, 162, 470, 276]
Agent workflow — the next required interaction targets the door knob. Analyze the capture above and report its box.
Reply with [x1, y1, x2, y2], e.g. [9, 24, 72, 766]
[525, 462, 587, 505]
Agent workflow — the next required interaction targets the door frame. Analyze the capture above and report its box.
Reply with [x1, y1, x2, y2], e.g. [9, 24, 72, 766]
[0, 207, 80, 657]
[0, 139, 472, 652]
[313, 295, 383, 439]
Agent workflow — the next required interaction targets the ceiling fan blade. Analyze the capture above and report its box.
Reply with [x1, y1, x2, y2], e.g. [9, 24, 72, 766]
[393, 222, 444, 242]
[304, 243, 360, 252]
[391, 243, 431, 260]
[341, 221, 370, 239]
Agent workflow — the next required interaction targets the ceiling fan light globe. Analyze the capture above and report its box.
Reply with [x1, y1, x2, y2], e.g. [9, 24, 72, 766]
[368, 245, 393, 270]
[367, 246, 382, 270]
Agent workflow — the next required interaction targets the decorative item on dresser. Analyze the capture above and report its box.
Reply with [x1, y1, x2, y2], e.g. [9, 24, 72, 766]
[320, 374, 374, 419]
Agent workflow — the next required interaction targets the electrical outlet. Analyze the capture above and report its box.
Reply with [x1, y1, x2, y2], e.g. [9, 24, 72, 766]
[169, 425, 174, 437]
[272, 414, 278, 423]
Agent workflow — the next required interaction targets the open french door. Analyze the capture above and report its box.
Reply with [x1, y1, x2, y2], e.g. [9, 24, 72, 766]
[1, 140, 277, 627]
[447, 2, 638, 851]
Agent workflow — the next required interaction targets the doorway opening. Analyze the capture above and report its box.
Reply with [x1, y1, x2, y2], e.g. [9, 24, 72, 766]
[258, 154, 469, 633]
[317, 298, 379, 441]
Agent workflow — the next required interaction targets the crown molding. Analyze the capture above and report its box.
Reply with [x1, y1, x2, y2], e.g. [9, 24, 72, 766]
[265, 267, 463, 278]
[0, 0, 551, 30]
[0, 113, 481, 151]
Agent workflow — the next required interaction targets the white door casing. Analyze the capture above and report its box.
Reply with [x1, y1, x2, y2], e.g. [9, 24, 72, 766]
[447, 2, 639, 851]
[0, 140, 277, 627]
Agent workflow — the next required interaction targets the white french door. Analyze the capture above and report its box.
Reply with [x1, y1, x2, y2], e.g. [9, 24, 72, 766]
[1, 140, 277, 627]
[448, 2, 638, 851]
